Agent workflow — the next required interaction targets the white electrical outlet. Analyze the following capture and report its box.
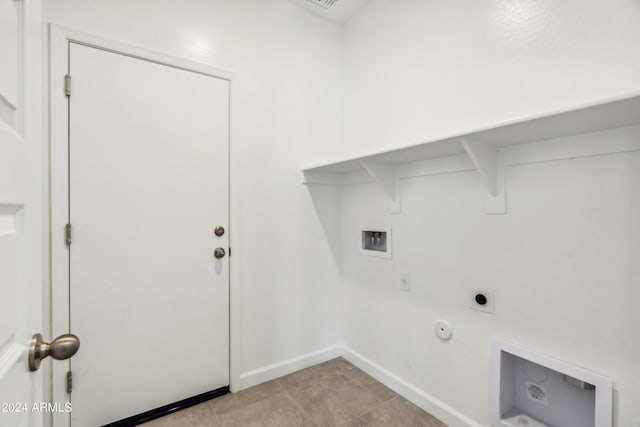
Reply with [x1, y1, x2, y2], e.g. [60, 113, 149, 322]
[470, 289, 495, 314]
[400, 273, 410, 291]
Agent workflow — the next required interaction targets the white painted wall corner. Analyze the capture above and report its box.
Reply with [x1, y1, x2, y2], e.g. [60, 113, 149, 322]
[341, 346, 485, 427]
[237, 345, 343, 390]
[238, 344, 484, 427]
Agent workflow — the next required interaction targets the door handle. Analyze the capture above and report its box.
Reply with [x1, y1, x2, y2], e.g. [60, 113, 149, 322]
[214, 247, 226, 259]
[29, 333, 80, 372]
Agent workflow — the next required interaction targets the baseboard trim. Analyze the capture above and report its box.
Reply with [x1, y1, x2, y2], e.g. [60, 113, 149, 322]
[238, 345, 343, 390]
[238, 344, 482, 426]
[341, 346, 484, 427]
[102, 386, 229, 427]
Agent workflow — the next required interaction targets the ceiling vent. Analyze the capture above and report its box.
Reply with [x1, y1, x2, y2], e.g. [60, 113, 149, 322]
[288, 0, 368, 23]
[304, 0, 340, 9]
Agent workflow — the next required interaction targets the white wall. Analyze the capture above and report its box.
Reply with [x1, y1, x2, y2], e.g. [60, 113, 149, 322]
[44, 0, 344, 387]
[43, 1, 640, 425]
[341, 1, 640, 426]
[342, 0, 640, 158]
[341, 140, 640, 426]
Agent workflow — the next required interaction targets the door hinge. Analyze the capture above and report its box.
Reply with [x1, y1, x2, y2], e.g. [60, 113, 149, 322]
[65, 223, 72, 246]
[66, 371, 72, 394]
[64, 74, 71, 96]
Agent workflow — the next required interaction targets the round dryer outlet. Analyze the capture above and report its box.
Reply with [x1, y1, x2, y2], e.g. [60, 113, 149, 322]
[434, 320, 452, 341]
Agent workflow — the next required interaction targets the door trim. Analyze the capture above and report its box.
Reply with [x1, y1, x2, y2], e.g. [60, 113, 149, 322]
[48, 25, 237, 426]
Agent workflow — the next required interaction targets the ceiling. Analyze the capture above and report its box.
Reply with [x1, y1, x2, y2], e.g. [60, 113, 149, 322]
[288, 0, 371, 24]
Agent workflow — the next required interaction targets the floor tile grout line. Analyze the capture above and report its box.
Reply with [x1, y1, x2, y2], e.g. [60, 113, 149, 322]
[332, 359, 402, 405]
[353, 396, 400, 424]
[327, 360, 429, 423]
[143, 359, 445, 427]
[276, 378, 321, 426]
[211, 393, 237, 426]
[313, 360, 390, 422]
[212, 408, 223, 426]
[331, 358, 378, 389]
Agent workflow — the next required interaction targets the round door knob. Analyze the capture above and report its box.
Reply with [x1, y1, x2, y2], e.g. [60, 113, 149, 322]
[214, 247, 226, 259]
[29, 333, 80, 372]
[214, 226, 225, 237]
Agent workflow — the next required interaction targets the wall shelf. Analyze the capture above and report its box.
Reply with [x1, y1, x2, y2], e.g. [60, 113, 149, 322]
[301, 93, 640, 214]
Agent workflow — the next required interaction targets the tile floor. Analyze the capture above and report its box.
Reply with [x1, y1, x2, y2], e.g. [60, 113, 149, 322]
[142, 357, 446, 427]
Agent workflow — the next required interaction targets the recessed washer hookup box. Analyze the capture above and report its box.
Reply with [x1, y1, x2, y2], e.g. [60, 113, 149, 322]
[491, 338, 612, 427]
[359, 226, 391, 259]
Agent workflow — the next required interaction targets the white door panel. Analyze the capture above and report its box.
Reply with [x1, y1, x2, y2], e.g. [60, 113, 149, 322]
[0, 209, 19, 348]
[0, 0, 19, 126]
[0, 0, 44, 426]
[68, 43, 229, 426]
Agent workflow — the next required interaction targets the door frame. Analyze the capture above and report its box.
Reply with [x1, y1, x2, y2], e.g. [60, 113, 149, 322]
[48, 25, 239, 426]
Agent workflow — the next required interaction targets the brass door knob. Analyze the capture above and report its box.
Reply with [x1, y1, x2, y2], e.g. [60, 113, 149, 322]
[214, 247, 226, 259]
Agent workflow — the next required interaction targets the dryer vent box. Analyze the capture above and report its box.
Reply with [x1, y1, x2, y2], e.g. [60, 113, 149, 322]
[491, 339, 612, 427]
[360, 227, 391, 259]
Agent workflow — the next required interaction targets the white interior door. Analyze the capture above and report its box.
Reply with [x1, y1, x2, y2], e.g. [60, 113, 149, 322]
[66, 42, 230, 426]
[0, 0, 45, 426]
